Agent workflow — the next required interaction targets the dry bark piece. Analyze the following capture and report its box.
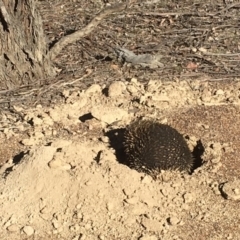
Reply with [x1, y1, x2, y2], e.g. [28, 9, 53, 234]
[114, 47, 164, 69]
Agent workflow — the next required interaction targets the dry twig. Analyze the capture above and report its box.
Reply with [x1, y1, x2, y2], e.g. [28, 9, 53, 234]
[48, 2, 128, 60]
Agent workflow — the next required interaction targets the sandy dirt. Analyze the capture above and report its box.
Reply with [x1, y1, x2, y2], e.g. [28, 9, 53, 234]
[0, 78, 240, 240]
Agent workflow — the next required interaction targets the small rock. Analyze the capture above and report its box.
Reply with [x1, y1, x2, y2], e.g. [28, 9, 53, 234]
[199, 47, 207, 53]
[32, 116, 43, 126]
[227, 233, 233, 240]
[61, 163, 72, 170]
[76, 212, 83, 219]
[79, 234, 86, 240]
[7, 224, 19, 232]
[21, 138, 36, 146]
[168, 216, 180, 226]
[106, 202, 114, 211]
[36, 104, 42, 109]
[84, 223, 92, 230]
[98, 234, 105, 240]
[183, 193, 193, 203]
[130, 77, 138, 83]
[13, 105, 24, 112]
[141, 218, 162, 232]
[127, 85, 138, 94]
[108, 81, 126, 97]
[48, 159, 63, 169]
[62, 89, 70, 98]
[49, 109, 61, 122]
[191, 47, 197, 53]
[91, 106, 128, 124]
[76, 203, 82, 209]
[124, 217, 136, 226]
[35, 131, 45, 139]
[23, 225, 34, 236]
[211, 156, 221, 164]
[85, 84, 101, 95]
[215, 89, 224, 95]
[100, 136, 109, 143]
[141, 175, 153, 184]
[221, 179, 240, 201]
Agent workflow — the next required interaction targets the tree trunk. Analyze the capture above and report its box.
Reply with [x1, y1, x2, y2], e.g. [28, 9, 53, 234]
[0, 0, 56, 90]
[0, 0, 128, 90]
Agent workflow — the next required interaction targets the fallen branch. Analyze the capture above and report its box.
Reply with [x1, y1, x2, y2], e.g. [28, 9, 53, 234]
[48, 2, 128, 60]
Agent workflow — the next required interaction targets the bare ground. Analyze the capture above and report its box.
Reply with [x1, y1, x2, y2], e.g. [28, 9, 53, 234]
[1, 79, 240, 240]
[0, 0, 240, 240]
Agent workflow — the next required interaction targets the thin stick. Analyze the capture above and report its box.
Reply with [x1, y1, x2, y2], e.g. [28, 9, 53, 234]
[48, 3, 128, 60]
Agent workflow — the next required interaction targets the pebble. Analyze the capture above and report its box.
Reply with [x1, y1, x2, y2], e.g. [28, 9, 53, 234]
[32, 116, 43, 126]
[141, 175, 153, 184]
[48, 159, 71, 170]
[227, 233, 233, 240]
[106, 202, 114, 211]
[100, 136, 109, 143]
[76, 203, 82, 209]
[23, 225, 34, 236]
[98, 234, 105, 240]
[183, 192, 193, 203]
[84, 223, 92, 230]
[130, 77, 138, 83]
[215, 89, 224, 95]
[48, 159, 63, 168]
[221, 179, 240, 201]
[91, 106, 128, 124]
[21, 138, 36, 146]
[168, 216, 180, 226]
[85, 84, 101, 95]
[79, 234, 86, 240]
[7, 224, 19, 232]
[141, 218, 162, 232]
[108, 81, 126, 97]
[199, 47, 207, 53]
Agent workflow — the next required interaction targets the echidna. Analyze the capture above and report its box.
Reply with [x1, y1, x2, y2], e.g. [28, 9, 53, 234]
[123, 119, 193, 176]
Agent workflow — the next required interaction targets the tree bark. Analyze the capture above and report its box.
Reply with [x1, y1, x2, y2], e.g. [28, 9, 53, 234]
[0, 0, 128, 90]
[0, 0, 55, 90]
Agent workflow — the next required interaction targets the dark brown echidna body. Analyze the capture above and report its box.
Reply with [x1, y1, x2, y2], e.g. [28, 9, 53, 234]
[123, 119, 193, 175]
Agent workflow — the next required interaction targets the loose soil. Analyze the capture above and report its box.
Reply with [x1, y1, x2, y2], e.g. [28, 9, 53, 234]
[0, 0, 240, 240]
[1, 79, 240, 240]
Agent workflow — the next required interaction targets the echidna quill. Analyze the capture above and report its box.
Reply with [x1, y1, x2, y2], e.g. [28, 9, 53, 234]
[123, 119, 193, 176]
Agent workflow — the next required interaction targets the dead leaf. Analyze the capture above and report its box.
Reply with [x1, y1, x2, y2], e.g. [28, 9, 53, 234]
[111, 64, 120, 70]
[186, 62, 198, 70]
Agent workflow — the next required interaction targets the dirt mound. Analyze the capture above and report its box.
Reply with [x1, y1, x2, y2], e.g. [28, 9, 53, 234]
[1, 79, 240, 239]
